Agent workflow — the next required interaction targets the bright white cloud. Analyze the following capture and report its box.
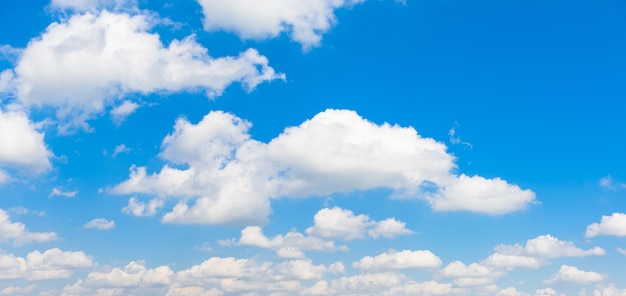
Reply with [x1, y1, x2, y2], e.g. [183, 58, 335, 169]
[482, 253, 544, 269]
[113, 109, 535, 225]
[353, 249, 442, 270]
[544, 265, 604, 284]
[0, 248, 94, 280]
[83, 218, 115, 230]
[122, 197, 163, 217]
[0, 209, 57, 246]
[592, 284, 626, 296]
[196, 0, 365, 48]
[586, 213, 626, 237]
[498, 287, 530, 296]
[306, 207, 413, 240]
[495, 234, 605, 259]
[385, 280, 464, 295]
[535, 287, 559, 296]
[236, 226, 345, 258]
[8, 11, 283, 132]
[440, 261, 495, 278]
[0, 109, 52, 176]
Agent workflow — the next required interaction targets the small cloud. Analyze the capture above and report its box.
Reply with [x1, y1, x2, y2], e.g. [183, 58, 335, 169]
[110, 100, 140, 125]
[84, 218, 115, 230]
[448, 122, 472, 148]
[195, 242, 214, 253]
[616, 247, 626, 256]
[8, 207, 45, 216]
[113, 144, 131, 157]
[121, 197, 163, 217]
[600, 175, 614, 189]
[50, 188, 77, 198]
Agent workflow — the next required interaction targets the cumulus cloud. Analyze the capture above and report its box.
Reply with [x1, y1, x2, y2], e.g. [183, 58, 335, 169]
[112, 109, 535, 225]
[482, 253, 544, 269]
[494, 234, 605, 259]
[0, 209, 57, 245]
[196, 0, 365, 48]
[6, 11, 283, 132]
[122, 197, 163, 217]
[353, 249, 442, 270]
[83, 218, 115, 230]
[236, 226, 346, 258]
[0, 248, 94, 280]
[586, 213, 626, 237]
[439, 261, 500, 288]
[385, 280, 464, 295]
[0, 110, 52, 176]
[306, 207, 413, 240]
[110, 101, 140, 125]
[544, 265, 605, 284]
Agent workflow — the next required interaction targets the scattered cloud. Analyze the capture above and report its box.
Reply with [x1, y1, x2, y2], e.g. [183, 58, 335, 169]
[84, 218, 115, 230]
[0, 248, 94, 280]
[0, 110, 52, 177]
[494, 234, 605, 259]
[236, 226, 346, 258]
[112, 109, 536, 225]
[448, 122, 472, 148]
[617, 247, 626, 256]
[112, 144, 131, 157]
[0, 209, 57, 246]
[196, 0, 366, 49]
[122, 197, 163, 217]
[49, 0, 138, 12]
[6, 11, 284, 133]
[110, 101, 140, 125]
[353, 249, 442, 270]
[586, 213, 626, 237]
[543, 265, 604, 284]
[50, 188, 78, 198]
[8, 207, 45, 216]
[305, 207, 413, 241]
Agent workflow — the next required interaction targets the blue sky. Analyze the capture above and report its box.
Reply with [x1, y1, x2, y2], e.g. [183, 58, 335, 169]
[1, 0, 626, 295]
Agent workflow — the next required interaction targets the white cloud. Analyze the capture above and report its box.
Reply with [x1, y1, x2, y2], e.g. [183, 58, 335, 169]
[0, 209, 57, 245]
[236, 226, 345, 258]
[8, 11, 283, 133]
[122, 197, 163, 217]
[0, 285, 37, 296]
[50, 0, 137, 12]
[586, 213, 626, 237]
[498, 287, 530, 296]
[0, 248, 94, 280]
[600, 175, 615, 189]
[50, 188, 77, 198]
[112, 144, 131, 157]
[196, 0, 365, 48]
[353, 249, 442, 270]
[385, 281, 464, 295]
[592, 284, 626, 296]
[495, 234, 605, 259]
[482, 253, 544, 269]
[0, 109, 52, 176]
[110, 101, 140, 125]
[84, 218, 115, 230]
[544, 265, 604, 284]
[426, 174, 536, 215]
[112, 109, 535, 225]
[306, 207, 413, 240]
[617, 247, 626, 256]
[440, 261, 495, 278]
[330, 272, 406, 293]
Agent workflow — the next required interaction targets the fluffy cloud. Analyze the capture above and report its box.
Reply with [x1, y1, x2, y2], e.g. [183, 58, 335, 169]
[6, 11, 283, 132]
[196, 0, 365, 48]
[236, 226, 346, 258]
[0, 110, 52, 176]
[544, 265, 604, 284]
[586, 213, 626, 237]
[306, 207, 413, 240]
[83, 218, 115, 230]
[122, 197, 163, 217]
[353, 249, 442, 270]
[113, 109, 535, 225]
[482, 253, 544, 269]
[50, 188, 77, 198]
[494, 234, 605, 259]
[0, 209, 57, 245]
[385, 281, 464, 296]
[0, 248, 94, 280]
[439, 261, 499, 288]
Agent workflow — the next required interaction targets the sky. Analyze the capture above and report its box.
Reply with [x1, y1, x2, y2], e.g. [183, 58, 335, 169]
[0, 0, 626, 295]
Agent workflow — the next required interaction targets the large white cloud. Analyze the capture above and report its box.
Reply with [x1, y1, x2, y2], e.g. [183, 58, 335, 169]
[353, 249, 442, 270]
[586, 213, 626, 237]
[6, 11, 283, 132]
[0, 209, 57, 246]
[0, 248, 94, 281]
[0, 110, 52, 177]
[493, 234, 605, 259]
[543, 265, 604, 284]
[235, 226, 346, 258]
[196, 0, 365, 48]
[112, 109, 536, 225]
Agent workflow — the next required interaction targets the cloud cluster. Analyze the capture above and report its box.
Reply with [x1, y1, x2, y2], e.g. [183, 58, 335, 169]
[0, 209, 57, 246]
[4, 11, 283, 132]
[0, 110, 52, 179]
[586, 213, 626, 237]
[197, 0, 365, 48]
[0, 248, 94, 281]
[112, 109, 536, 225]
